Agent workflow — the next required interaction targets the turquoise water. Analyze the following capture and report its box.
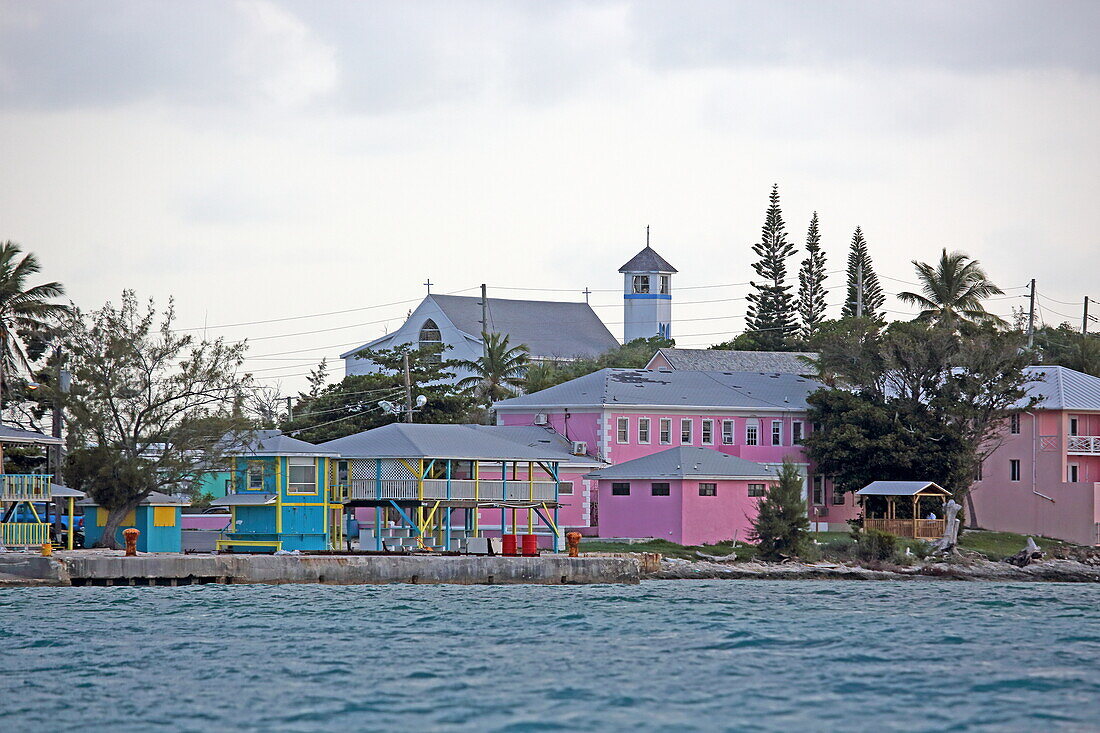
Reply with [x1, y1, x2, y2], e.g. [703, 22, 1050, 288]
[2, 581, 1098, 732]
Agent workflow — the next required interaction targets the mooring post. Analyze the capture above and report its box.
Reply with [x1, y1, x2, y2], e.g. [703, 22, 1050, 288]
[123, 528, 140, 557]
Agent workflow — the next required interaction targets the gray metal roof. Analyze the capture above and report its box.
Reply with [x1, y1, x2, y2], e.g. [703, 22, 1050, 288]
[495, 368, 822, 411]
[430, 294, 619, 359]
[1023, 365, 1100, 411]
[50, 484, 86, 499]
[0, 424, 63, 445]
[318, 423, 582, 462]
[856, 481, 950, 497]
[585, 447, 775, 480]
[465, 425, 606, 467]
[79, 490, 190, 507]
[210, 493, 277, 507]
[618, 246, 677, 273]
[230, 430, 339, 458]
[648, 348, 818, 375]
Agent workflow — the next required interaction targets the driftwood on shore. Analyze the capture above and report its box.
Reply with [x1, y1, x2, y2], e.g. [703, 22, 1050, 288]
[928, 499, 962, 555]
[1003, 537, 1045, 567]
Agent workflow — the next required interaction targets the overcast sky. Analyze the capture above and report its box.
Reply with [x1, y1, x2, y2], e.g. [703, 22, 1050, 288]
[1, 0, 1097, 391]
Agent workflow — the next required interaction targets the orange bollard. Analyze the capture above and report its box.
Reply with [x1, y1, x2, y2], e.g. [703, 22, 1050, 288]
[566, 531, 582, 558]
[123, 528, 140, 556]
[41, 543, 52, 557]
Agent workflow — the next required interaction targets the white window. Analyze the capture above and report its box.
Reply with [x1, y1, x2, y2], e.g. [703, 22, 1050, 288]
[722, 420, 735, 445]
[681, 418, 693, 444]
[632, 275, 650, 294]
[748, 483, 766, 498]
[247, 462, 264, 490]
[701, 419, 714, 445]
[792, 422, 804, 445]
[812, 476, 825, 506]
[638, 418, 651, 444]
[1069, 464, 1079, 483]
[288, 458, 317, 495]
[659, 418, 672, 445]
[419, 319, 443, 362]
[771, 421, 783, 446]
[1069, 417, 1079, 436]
[616, 417, 629, 444]
[1010, 413, 1020, 435]
[1010, 459, 1021, 482]
[660, 275, 670, 294]
[745, 421, 759, 446]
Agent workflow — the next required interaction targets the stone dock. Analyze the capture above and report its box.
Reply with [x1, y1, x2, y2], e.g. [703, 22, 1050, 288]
[0, 551, 642, 587]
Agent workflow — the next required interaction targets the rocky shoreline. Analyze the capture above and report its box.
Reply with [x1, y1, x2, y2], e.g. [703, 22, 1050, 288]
[648, 556, 1100, 582]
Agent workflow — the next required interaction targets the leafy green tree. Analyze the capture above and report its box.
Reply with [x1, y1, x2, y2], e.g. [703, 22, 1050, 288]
[745, 184, 797, 349]
[63, 291, 251, 548]
[804, 319, 1034, 525]
[796, 212, 827, 339]
[1029, 323, 1100, 377]
[840, 227, 885, 321]
[452, 332, 529, 409]
[0, 242, 68, 395]
[284, 343, 475, 442]
[749, 459, 810, 560]
[896, 249, 1005, 326]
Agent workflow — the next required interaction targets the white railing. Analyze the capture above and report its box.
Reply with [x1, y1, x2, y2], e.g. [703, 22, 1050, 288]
[0, 475, 52, 502]
[344, 478, 559, 502]
[1067, 436, 1100, 454]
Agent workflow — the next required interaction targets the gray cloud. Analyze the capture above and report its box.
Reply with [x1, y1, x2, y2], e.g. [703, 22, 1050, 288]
[6, 0, 1095, 116]
[628, 0, 1100, 75]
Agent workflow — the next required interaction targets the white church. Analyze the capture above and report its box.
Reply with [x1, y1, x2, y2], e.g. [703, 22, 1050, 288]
[341, 244, 678, 383]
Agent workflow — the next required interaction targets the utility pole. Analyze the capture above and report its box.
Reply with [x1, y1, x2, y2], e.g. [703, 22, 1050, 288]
[480, 283, 488, 358]
[1026, 278, 1036, 348]
[855, 264, 864, 319]
[51, 348, 64, 481]
[286, 396, 294, 422]
[1084, 296, 1091, 336]
[403, 353, 414, 423]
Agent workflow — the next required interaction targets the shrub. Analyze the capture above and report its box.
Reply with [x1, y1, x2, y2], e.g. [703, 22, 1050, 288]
[749, 459, 810, 560]
[856, 529, 897, 562]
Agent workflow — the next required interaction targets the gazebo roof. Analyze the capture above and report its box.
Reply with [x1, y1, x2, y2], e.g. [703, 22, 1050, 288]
[856, 481, 950, 497]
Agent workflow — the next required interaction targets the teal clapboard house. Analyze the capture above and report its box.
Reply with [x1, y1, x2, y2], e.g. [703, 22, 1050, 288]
[211, 431, 339, 553]
[79, 491, 189, 552]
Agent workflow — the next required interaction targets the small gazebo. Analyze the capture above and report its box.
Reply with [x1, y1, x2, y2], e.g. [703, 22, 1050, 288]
[856, 481, 951, 539]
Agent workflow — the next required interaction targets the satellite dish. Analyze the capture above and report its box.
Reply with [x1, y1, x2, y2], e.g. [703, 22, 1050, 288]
[415, 395, 428, 408]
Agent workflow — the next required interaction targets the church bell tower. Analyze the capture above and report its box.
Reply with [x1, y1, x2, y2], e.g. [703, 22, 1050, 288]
[619, 228, 676, 343]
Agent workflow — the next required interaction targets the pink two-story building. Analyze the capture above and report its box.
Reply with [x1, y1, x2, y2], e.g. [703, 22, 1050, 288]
[494, 368, 859, 542]
[971, 365, 1100, 546]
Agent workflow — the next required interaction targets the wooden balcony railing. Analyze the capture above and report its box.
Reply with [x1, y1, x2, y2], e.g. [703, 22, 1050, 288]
[1067, 436, 1100, 454]
[0, 474, 52, 502]
[1, 522, 50, 547]
[342, 478, 561, 502]
[864, 518, 945, 539]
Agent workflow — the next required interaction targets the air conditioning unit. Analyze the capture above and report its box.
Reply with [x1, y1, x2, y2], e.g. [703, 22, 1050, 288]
[533, 413, 548, 426]
[813, 506, 829, 517]
[571, 441, 588, 456]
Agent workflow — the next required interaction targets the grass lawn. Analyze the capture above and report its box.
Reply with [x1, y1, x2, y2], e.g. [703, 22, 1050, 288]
[582, 529, 1087, 562]
[956, 530, 1081, 560]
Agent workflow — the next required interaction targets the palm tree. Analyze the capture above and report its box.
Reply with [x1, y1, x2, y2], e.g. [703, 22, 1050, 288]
[452, 332, 529, 408]
[0, 242, 68, 397]
[897, 249, 1005, 326]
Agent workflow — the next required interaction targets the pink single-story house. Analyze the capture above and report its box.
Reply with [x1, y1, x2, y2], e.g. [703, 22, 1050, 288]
[971, 365, 1100, 545]
[494, 368, 860, 535]
[584, 446, 778, 545]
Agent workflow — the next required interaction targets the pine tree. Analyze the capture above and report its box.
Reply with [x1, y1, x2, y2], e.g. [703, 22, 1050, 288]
[745, 184, 797, 349]
[748, 459, 810, 560]
[796, 212, 827, 339]
[840, 226, 885, 321]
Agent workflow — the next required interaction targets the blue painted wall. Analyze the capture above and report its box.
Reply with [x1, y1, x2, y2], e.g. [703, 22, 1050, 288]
[223, 455, 330, 552]
[82, 504, 183, 552]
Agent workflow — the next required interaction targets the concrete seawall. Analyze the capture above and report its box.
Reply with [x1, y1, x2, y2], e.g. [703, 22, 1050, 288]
[0, 552, 641, 586]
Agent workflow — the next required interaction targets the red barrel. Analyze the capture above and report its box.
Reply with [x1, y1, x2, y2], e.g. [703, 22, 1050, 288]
[502, 534, 518, 556]
[521, 534, 540, 557]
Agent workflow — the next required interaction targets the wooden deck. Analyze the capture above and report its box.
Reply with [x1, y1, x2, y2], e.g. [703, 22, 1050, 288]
[864, 518, 944, 539]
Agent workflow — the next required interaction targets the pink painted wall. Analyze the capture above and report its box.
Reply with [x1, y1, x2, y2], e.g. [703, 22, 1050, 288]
[971, 410, 1100, 545]
[594, 477, 772, 545]
[181, 514, 231, 531]
[499, 407, 861, 531]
